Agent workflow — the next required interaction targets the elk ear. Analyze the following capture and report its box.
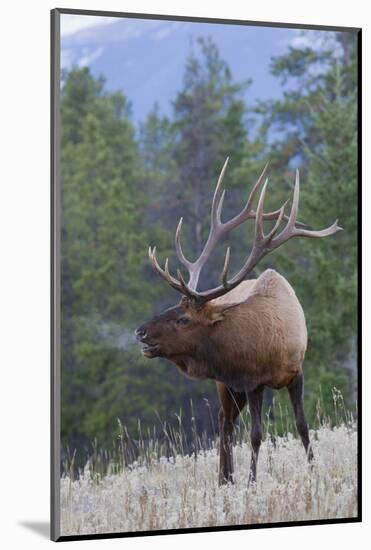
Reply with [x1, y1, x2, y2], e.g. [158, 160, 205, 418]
[209, 302, 241, 325]
[209, 310, 226, 325]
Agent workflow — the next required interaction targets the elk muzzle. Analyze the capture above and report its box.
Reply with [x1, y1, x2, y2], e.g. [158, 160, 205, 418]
[135, 326, 161, 358]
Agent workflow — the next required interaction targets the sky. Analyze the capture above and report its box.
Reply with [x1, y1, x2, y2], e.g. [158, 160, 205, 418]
[60, 14, 343, 127]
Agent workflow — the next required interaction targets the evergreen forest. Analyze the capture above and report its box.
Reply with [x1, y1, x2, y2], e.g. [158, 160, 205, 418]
[60, 32, 358, 466]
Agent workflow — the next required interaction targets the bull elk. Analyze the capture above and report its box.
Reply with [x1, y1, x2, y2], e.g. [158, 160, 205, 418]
[135, 158, 341, 485]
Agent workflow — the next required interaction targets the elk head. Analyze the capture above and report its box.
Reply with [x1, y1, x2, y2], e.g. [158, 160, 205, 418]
[135, 158, 341, 362]
[135, 297, 230, 360]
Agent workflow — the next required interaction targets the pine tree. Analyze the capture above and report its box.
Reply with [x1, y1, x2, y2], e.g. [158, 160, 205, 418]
[295, 65, 358, 413]
[60, 69, 169, 454]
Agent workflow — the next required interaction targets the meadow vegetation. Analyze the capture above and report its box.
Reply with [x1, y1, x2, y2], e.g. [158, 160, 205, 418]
[60, 407, 357, 535]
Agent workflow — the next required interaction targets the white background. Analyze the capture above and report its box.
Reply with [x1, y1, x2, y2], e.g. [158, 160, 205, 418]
[0, 0, 368, 548]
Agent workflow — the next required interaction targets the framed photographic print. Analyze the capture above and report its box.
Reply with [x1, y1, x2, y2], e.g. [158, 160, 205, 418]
[51, 7, 361, 542]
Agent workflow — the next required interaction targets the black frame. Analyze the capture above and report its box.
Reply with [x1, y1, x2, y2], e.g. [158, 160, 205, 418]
[51, 7, 362, 542]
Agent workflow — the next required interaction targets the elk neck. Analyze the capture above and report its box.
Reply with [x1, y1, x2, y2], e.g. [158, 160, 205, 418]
[172, 301, 262, 391]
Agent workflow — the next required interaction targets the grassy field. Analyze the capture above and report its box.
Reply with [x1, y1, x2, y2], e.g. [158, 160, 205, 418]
[60, 422, 357, 536]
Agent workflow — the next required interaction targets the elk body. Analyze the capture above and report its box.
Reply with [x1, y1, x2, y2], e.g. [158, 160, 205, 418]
[135, 159, 341, 485]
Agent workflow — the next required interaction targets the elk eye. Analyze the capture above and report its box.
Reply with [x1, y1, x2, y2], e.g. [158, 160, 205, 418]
[176, 317, 190, 326]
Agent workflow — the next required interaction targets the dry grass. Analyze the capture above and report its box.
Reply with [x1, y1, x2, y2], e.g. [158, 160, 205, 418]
[60, 423, 357, 536]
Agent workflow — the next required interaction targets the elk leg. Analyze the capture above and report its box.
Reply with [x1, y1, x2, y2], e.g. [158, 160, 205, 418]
[287, 372, 314, 462]
[218, 409, 234, 485]
[217, 383, 247, 485]
[247, 385, 264, 484]
[263, 387, 276, 448]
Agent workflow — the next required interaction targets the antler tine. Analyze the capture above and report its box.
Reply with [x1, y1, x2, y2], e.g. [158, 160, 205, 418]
[288, 169, 300, 230]
[211, 157, 229, 227]
[271, 169, 342, 247]
[175, 217, 192, 270]
[248, 170, 306, 227]
[267, 169, 302, 247]
[254, 177, 269, 243]
[176, 268, 195, 299]
[253, 177, 288, 245]
[265, 200, 288, 241]
[244, 162, 270, 213]
[149, 246, 183, 292]
[216, 189, 226, 223]
[247, 207, 307, 228]
[277, 170, 342, 239]
[212, 162, 301, 239]
[149, 246, 166, 280]
[222, 163, 269, 232]
[164, 257, 172, 281]
[294, 219, 343, 238]
[221, 247, 231, 288]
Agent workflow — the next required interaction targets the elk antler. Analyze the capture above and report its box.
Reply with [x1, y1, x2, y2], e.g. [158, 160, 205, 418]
[148, 158, 342, 305]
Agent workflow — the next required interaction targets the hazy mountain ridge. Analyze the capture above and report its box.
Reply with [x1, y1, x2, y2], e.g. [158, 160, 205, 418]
[61, 17, 296, 124]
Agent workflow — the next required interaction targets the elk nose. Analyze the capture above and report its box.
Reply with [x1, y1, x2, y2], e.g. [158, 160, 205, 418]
[135, 327, 147, 340]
